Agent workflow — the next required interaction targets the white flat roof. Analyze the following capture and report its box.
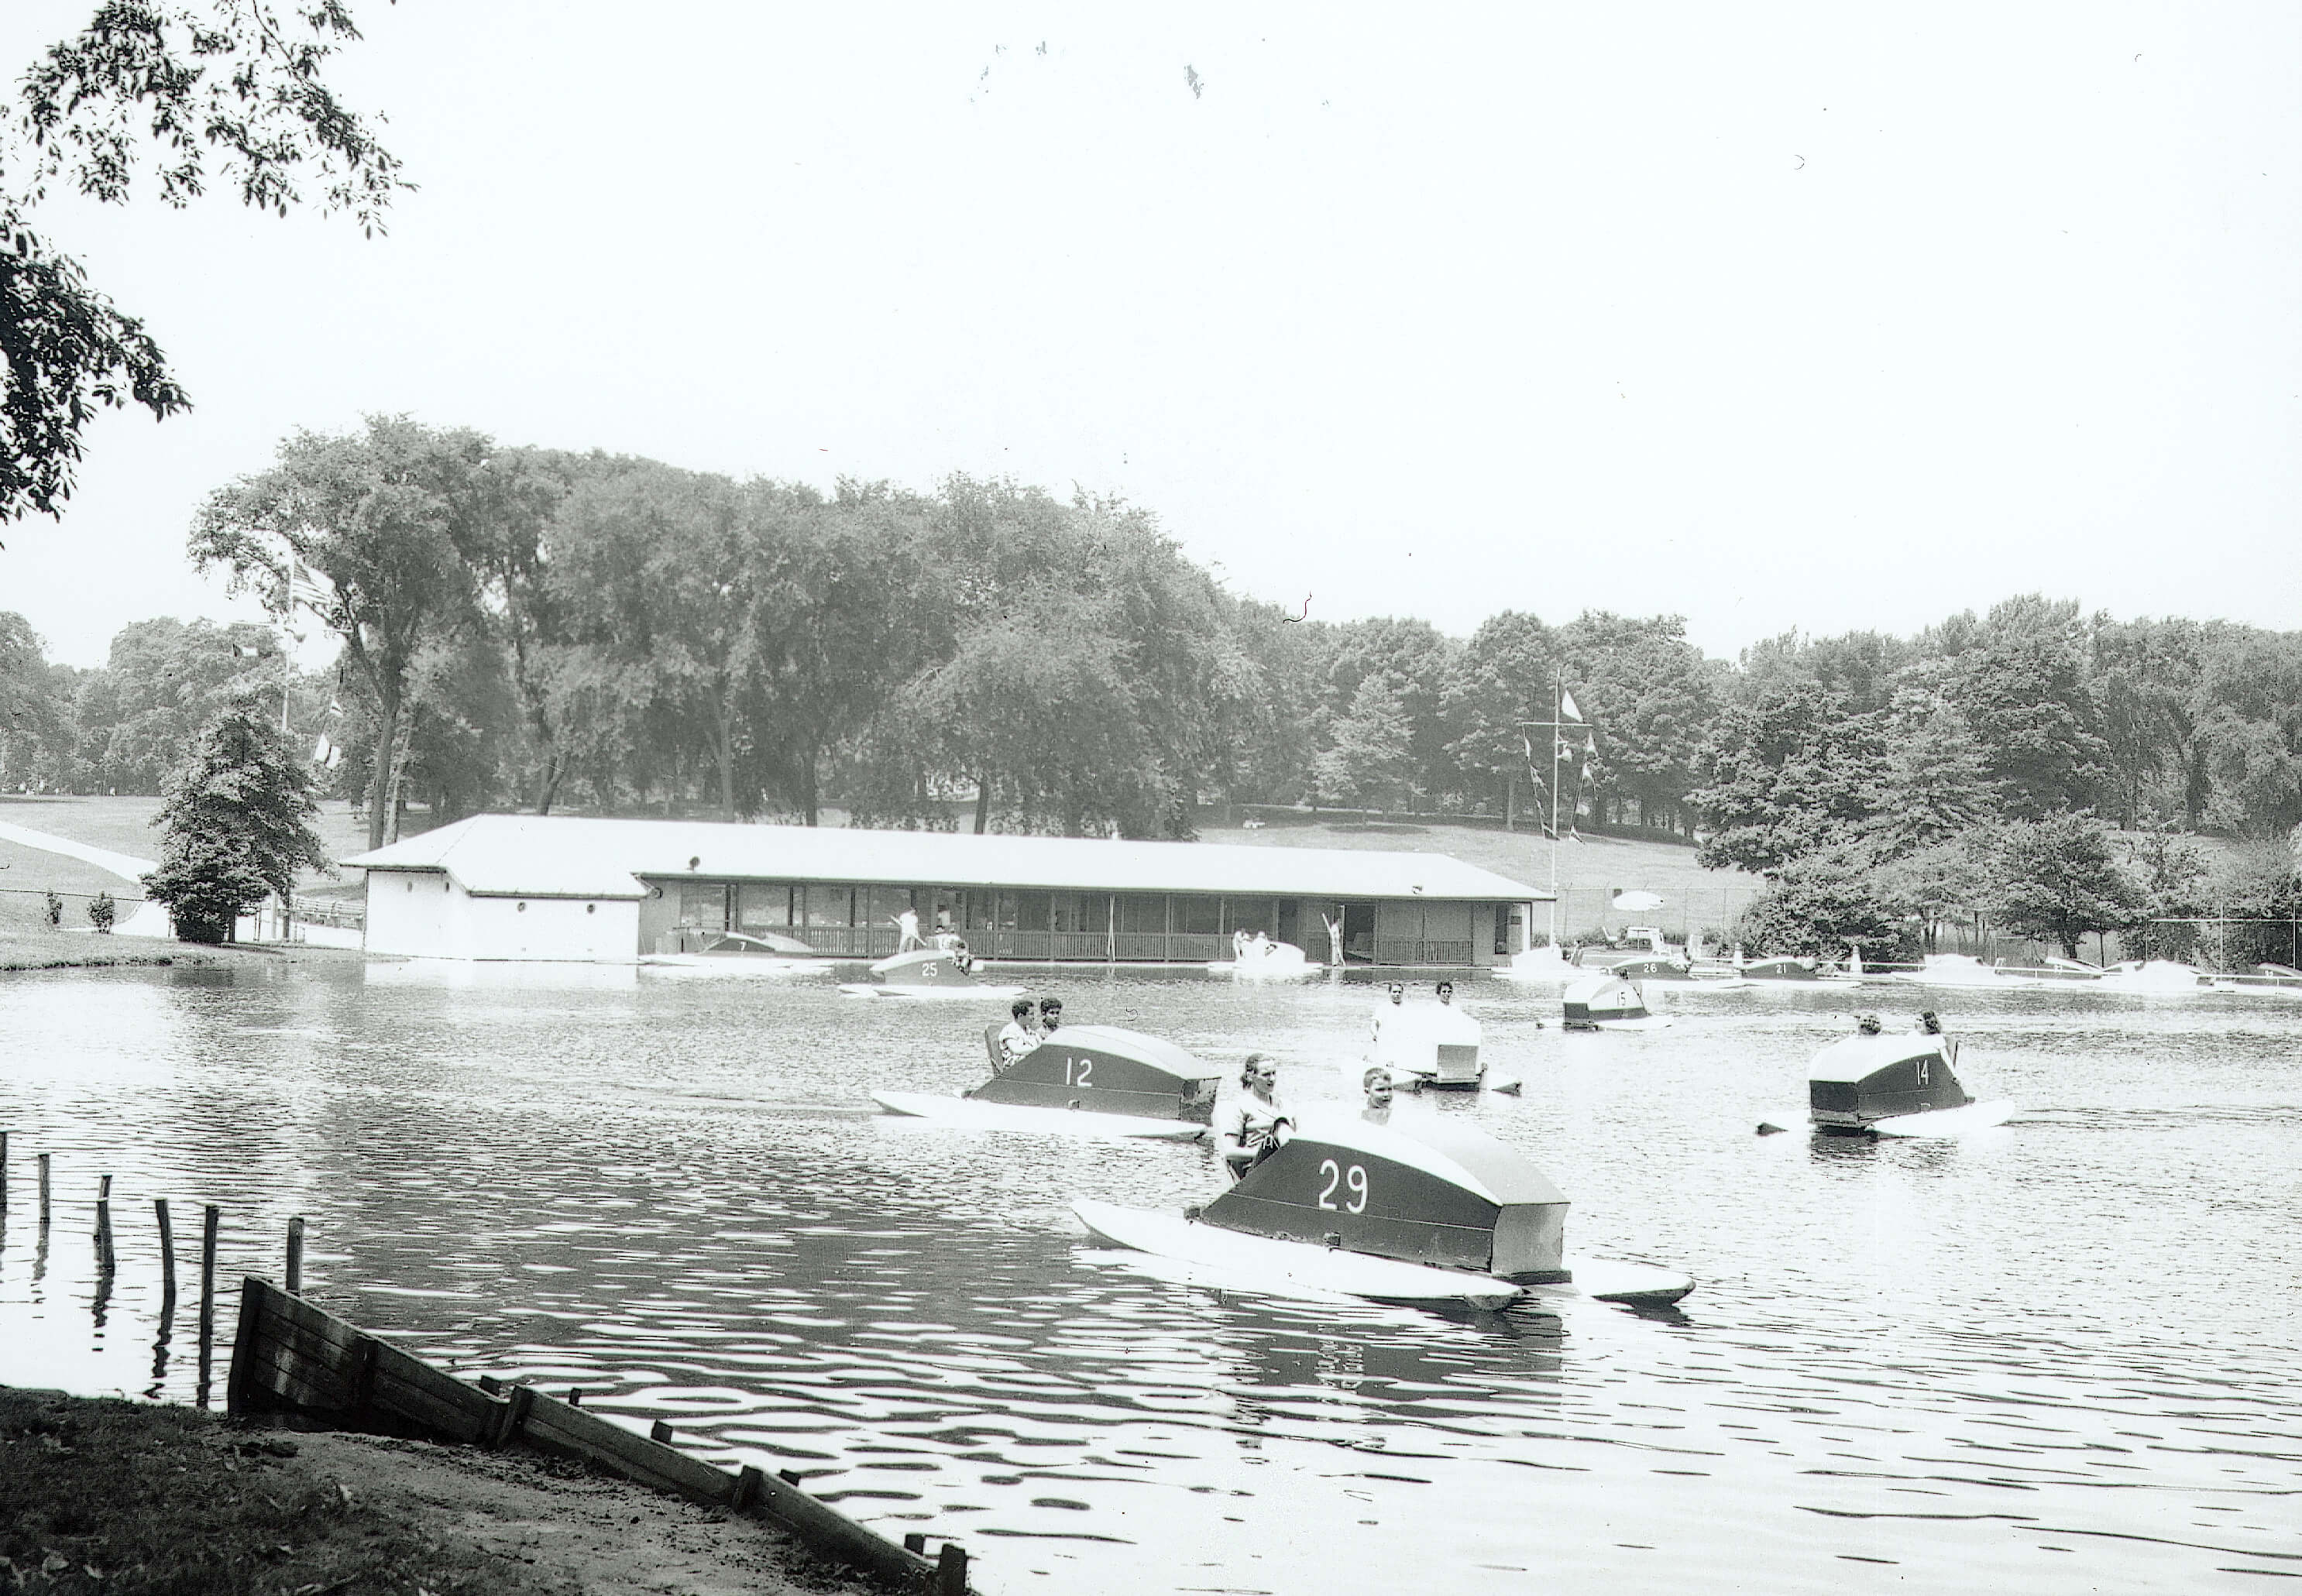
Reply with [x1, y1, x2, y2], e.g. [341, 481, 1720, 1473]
[342, 815, 1548, 903]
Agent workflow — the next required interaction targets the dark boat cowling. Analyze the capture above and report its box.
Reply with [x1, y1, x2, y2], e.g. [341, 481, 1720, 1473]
[971, 1025, 1224, 1123]
[1204, 1113, 1570, 1282]
[1808, 1034, 1973, 1131]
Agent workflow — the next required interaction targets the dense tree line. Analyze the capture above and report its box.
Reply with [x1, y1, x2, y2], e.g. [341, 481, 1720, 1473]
[3, 429, 2300, 940]
[1694, 599, 2302, 959]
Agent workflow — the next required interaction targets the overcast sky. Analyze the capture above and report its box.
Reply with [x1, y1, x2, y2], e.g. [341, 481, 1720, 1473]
[2, 2, 2296, 668]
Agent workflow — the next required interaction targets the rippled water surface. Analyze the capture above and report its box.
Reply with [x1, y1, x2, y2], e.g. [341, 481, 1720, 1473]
[2, 962, 2297, 1593]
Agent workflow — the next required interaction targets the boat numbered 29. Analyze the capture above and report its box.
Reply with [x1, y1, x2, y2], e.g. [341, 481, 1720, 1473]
[1075, 1108, 1694, 1309]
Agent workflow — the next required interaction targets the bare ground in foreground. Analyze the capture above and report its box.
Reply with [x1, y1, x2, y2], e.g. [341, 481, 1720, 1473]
[0, 1385, 877, 1596]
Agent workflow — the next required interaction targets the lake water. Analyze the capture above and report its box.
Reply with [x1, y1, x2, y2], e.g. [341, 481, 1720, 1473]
[2, 962, 2297, 1594]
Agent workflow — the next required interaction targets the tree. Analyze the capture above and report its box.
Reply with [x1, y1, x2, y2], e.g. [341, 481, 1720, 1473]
[1866, 688, 1997, 856]
[744, 492, 936, 825]
[1733, 838, 1915, 960]
[191, 418, 494, 847]
[1556, 611, 1717, 832]
[141, 695, 330, 943]
[1938, 596, 2111, 817]
[1312, 674, 1416, 808]
[1689, 678, 1884, 874]
[0, 611, 70, 785]
[1443, 611, 1557, 826]
[70, 616, 278, 792]
[2, 2, 404, 526]
[1985, 814, 2147, 959]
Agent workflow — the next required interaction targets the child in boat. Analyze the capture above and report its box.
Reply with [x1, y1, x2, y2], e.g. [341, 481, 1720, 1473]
[1362, 1066, 1396, 1125]
[1038, 997, 1063, 1035]
[995, 998, 1039, 1069]
[1221, 1054, 1290, 1180]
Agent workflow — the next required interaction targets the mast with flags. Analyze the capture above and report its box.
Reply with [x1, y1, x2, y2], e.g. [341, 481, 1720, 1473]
[1518, 672, 1595, 950]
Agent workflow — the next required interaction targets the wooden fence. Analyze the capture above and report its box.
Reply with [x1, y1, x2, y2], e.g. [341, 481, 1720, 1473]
[229, 1276, 967, 1594]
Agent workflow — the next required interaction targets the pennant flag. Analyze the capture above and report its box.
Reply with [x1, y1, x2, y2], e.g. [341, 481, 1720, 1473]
[325, 746, 345, 771]
[311, 733, 335, 765]
[1560, 687, 1584, 722]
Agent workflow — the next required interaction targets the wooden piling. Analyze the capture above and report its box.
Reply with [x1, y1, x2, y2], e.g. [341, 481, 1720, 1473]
[196, 1204, 219, 1405]
[285, 1216, 305, 1296]
[94, 1174, 115, 1273]
[155, 1198, 177, 1296]
[37, 1152, 50, 1225]
[938, 1541, 969, 1595]
[1, 1128, 9, 1205]
[649, 1419, 673, 1443]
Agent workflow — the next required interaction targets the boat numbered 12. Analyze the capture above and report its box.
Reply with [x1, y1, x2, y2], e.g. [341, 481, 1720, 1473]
[873, 1025, 1224, 1140]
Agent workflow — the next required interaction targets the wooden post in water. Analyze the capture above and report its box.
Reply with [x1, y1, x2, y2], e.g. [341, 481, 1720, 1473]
[155, 1198, 177, 1299]
[649, 1419, 673, 1443]
[937, 1541, 968, 1595]
[285, 1216, 304, 1296]
[37, 1153, 50, 1227]
[94, 1174, 114, 1273]
[1, 1129, 9, 1206]
[196, 1204, 219, 1406]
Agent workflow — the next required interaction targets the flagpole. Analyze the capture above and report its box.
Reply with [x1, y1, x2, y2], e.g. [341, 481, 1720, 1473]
[1549, 669, 1562, 950]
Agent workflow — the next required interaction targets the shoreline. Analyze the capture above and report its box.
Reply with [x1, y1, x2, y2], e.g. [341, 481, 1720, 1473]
[0, 1384, 878, 1595]
[0, 934, 373, 974]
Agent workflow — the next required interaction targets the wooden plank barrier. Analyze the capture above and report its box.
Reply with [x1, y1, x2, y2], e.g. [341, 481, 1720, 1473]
[228, 1279, 960, 1592]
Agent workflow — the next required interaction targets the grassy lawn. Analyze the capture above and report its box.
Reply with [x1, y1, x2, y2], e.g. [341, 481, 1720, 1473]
[0, 796, 374, 935]
[1198, 815, 1767, 941]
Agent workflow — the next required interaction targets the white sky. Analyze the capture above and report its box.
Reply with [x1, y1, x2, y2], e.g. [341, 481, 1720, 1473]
[2, 2, 2296, 669]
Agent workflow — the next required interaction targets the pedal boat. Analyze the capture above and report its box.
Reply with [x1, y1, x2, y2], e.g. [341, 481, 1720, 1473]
[1074, 1109, 1694, 1309]
[1206, 939, 1323, 979]
[1562, 976, 1672, 1031]
[1792, 1031, 2015, 1138]
[1372, 1001, 1486, 1090]
[1888, 954, 2039, 990]
[873, 1025, 1221, 1140]
[642, 930, 825, 976]
[838, 946, 1026, 1001]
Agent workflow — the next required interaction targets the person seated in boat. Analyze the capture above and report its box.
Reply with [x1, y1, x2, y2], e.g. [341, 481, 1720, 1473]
[1435, 980, 1455, 1006]
[1038, 996, 1063, 1035]
[1361, 1066, 1396, 1125]
[1370, 982, 1406, 1045]
[1856, 1013, 1883, 1035]
[995, 998, 1040, 1069]
[1221, 1054, 1290, 1180]
[1914, 1010, 1943, 1035]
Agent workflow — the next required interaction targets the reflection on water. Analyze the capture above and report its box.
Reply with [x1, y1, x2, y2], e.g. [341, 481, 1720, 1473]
[2, 964, 2298, 1593]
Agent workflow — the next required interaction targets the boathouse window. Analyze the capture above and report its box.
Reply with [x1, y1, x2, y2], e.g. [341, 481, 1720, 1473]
[1050, 892, 1092, 933]
[802, 884, 854, 928]
[1116, 894, 1166, 935]
[964, 891, 997, 933]
[678, 880, 728, 931]
[866, 886, 914, 930]
[737, 883, 792, 930]
[1012, 891, 1050, 932]
[1174, 895, 1222, 937]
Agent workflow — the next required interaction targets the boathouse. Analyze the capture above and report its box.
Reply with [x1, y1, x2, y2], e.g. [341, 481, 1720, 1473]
[343, 815, 1548, 967]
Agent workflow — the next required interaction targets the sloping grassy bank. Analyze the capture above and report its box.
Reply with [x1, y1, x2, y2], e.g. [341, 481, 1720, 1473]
[0, 933, 208, 973]
[0, 1385, 870, 1595]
